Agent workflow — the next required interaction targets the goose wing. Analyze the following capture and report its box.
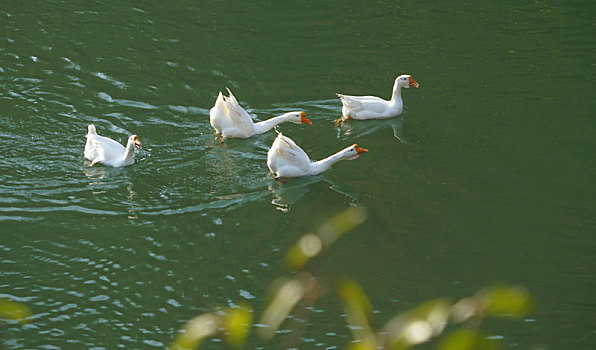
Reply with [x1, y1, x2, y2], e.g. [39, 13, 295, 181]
[267, 133, 311, 176]
[88, 134, 126, 163]
[209, 89, 256, 138]
[222, 89, 255, 132]
[337, 94, 389, 115]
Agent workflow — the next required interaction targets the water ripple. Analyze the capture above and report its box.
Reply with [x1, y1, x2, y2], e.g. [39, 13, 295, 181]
[0, 206, 119, 220]
[97, 92, 156, 109]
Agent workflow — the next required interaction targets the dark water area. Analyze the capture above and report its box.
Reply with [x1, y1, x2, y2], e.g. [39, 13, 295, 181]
[1, 0, 594, 348]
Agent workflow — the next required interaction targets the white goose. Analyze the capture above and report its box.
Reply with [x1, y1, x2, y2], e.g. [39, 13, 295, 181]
[84, 124, 142, 167]
[267, 133, 368, 178]
[335, 74, 419, 125]
[209, 88, 312, 140]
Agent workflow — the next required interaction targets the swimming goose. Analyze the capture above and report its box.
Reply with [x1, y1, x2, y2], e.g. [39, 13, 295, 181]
[84, 124, 141, 167]
[209, 88, 311, 140]
[335, 74, 419, 125]
[267, 133, 368, 178]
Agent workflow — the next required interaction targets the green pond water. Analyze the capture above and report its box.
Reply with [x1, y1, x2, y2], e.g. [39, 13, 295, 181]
[1, 1, 594, 349]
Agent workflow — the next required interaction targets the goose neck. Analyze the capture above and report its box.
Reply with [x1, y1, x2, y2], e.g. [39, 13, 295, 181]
[254, 114, 292, 134]
[310, 152, 345, 175]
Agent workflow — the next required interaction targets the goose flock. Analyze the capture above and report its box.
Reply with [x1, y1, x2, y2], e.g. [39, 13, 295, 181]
[84, 74, 419, 178]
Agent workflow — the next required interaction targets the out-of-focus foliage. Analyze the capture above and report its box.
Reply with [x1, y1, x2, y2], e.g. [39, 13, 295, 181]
[437, 329, 498, 350]
[380, 299, 451, 349]
[222, 305, 253, 347]
[286, 207, 367, 270]
[451, 286, 531, 324]
[480, 286, 531, 318]
[169, 313, 219, 350]
[338, 278, 375, 346]
[258, 272, 317, 340]
[169, 305, 252, 350]
[316, 206, 367, 247]
[286, 233, 322, 270]
[170, 207, 531, 349]
[0, 298, 31, 324]
[0, 298, 32, 350]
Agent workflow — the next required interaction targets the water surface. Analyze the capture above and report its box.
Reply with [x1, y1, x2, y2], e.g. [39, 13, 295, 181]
[1, 1, 594, 349]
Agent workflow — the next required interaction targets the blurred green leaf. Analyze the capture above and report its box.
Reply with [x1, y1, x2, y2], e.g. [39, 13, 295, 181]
[286, 233, 323, 270]
[338, 278, 375, 345]
[436, 329, 497, 350]
[409, 299, 451, 331]
[317, 207, 367, 247]
[169, 306, 253, 350]
[0, 298, 32, 324]
[479, 286, 531, 318]
[348, 339, 379, 350]
[451, 297, 481, 324]
[382, 299, 450, 349]
[286, 207, 367, 271]
[169, 313, 220, 350]
[337, 278, 373, 322]
[223, 306, 253, 348]
[258, 273, 314, 341]
[168, 205, 531, 350]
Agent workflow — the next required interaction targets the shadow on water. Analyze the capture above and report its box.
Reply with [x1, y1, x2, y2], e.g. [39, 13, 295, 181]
[83, 161, 129, 184]
[268, 174, 360, 213]
[82, 164, 142, 218]
[337, 116, 409, 144]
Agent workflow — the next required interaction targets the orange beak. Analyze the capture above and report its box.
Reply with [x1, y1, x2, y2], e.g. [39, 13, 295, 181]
[409, 76, 419, 88]
[300, 111, 312, 125]
[134, 135, 142, 149]
[354, 144, 368, 154]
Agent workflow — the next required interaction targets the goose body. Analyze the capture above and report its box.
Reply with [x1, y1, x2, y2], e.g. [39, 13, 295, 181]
[267, 133, 368, 178]
[209, 88, 311, 140]
[336, 74, 419, 125]
[84, 124, 141, 167]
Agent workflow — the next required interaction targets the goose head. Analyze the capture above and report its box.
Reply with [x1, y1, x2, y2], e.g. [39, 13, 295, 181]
[284, 111, 312, 125]
[342, 144, 368, 160]
[87, 124, 97, 134]
[127, 135, 142, 149]
[395, 74, 419, 89]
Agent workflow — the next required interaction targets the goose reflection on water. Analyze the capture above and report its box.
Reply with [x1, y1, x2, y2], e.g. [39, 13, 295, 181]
[83, 163, 122, 187]
[82, 164, 139, 219]
[337, 115, 409, 144]
[268, 175, 360, 213]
